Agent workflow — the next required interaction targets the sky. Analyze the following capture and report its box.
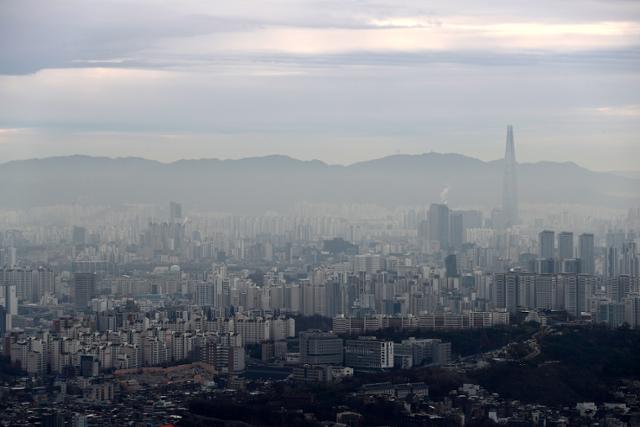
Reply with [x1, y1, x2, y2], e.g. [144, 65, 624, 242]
[0, 0, 639, 170]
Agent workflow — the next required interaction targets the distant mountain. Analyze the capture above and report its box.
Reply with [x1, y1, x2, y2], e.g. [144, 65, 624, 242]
[0, 153, 637, 212]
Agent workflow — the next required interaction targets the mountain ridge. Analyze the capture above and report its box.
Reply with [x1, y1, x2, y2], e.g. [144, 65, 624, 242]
[0, 152, 607, 172]
[0, 153, 637, 211]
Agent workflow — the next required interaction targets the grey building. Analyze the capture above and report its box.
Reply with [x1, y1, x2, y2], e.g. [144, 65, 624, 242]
[73, 273, 96, 309]
[344, 336, 394, 370]
[558, 232, 574, 260]
[299, 330, 343, 365]
[538, 230, 555, 260]
[428, 203, 450, 251]
[578, 233, 595, 275]
[449, 212, 464, 250]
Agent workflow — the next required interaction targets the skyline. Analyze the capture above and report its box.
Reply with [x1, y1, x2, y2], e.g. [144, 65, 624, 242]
[2, 3, 640, 426]
[1, 0, 639, 171]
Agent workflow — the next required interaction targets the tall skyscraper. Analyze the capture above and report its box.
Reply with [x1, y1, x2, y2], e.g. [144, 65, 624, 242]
[428, 203, 450, 251]
[449, 212, 464, 250]
[0, 284, 18, 315]
[605, 247, 619, 277]
[621, 242, 639, 277]
[501, 125, 518, 228]
[493, 273, 518, 313]
[558, 232, 574, 260]
[73, 273, 96, 309]
[0, 305, 6, 336]
[169, 201, 183, 223]
[538, 230, 555, 259]
[8, 247, 16, 268]
[579, 233, 595, 275]
[445, 254, 458, 278]
[0, 284, 16, 331]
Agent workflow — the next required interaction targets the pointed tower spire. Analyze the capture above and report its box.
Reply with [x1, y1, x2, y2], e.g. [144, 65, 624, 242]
[502, 125, 518, 227]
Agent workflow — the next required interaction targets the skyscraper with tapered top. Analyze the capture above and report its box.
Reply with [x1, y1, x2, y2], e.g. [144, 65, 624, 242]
[502, 125, 518, 227]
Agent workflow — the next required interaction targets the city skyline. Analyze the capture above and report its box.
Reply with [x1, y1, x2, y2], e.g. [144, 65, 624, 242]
[1, 2, 639, 426]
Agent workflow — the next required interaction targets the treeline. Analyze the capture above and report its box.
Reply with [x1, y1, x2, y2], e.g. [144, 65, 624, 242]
[348, 323, 540, 357]
[293, 314, 333, 332]
[471, 325, 640, 405]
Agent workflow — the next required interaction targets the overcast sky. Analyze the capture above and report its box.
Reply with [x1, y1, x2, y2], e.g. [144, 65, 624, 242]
[0, 0, 639, 170]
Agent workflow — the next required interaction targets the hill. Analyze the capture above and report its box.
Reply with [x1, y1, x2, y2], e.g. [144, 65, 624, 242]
[0, 153, 637, 212]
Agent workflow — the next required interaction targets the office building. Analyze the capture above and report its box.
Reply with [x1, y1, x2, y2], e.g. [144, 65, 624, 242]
[558, 232, 574, 260]
[0, 283, 18, 315]
[538, 230, 555, 260]
[169, 201, 182, 222]
[445, 254, 458, 278]
[621, 242, 639, 277]
[73, 273, 96, 309]
[449, 212, 464, 250]
[428, 203, 450, 251]
[578, 233, 595, 275]
[493, 273, 518, 313]
[344, 336, 394, 370]
[194, 282, 215, 307]
[299, 331, 343, 365]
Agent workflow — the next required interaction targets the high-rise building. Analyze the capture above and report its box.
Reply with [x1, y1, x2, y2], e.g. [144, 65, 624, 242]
[578, 233, 595, 275]
[621, 242, 639, 277]
[445, 254, 458, 278]
[449, 212, 464, 250]
[460, 210, 483, 229]
[561, 274, 592, 317]
[73, 273, 96, 309]
[607, 275, 632, 303]
[8, 247, 16, 268]
[344, 336, 394, 370]
[538, 230, 555, 259]
[354, 254, 384, 275]
[200, 333, 245, 373]
[535, 258, 555, 274]
[534, 274, 553, 310]
[0, 267, 33, 301]
[169, 201, 182, 223]
[194, 281, 215, 307]
[624, 295, 640, 329]
[605, 247, 619, 277]
[597, 301, 625, 328]
[72, 226, 87, 246]
[558, 232, 574, 260]
[493, 273, 518, 313]
[299, 330, 343, 365]
[606, 230, 625, 249]
[501, 125, 518, 228]
[428, 203, 450, 251]
[561, 258, 581, 274]
[0, 283, 18, 315]
[536, 231, 556, 274]
[0, 305, 6, 336]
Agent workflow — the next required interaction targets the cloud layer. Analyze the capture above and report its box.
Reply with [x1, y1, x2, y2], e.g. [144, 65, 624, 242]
[0, 0, 639, 170]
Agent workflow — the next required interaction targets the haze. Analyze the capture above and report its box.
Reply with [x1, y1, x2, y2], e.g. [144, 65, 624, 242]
[1, 0, 639, 171]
